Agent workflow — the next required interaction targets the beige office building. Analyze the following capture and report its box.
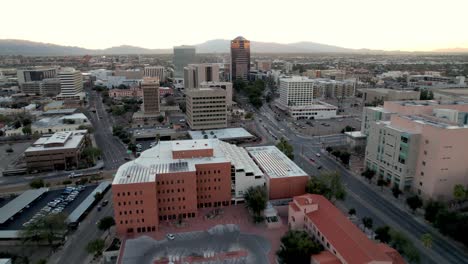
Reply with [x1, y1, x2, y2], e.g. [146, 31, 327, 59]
[144, 66, 165, 81]
[361, 88, 420, 104]
[186, 87, 227, 130]
[141, 78, 160, 114]
[184, 64, 220, 90]
[199, 81, 233, 107]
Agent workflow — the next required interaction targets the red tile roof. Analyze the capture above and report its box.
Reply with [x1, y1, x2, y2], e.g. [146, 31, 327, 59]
[311, 251, 342, 264]
[289, 201, 300, 212]
[377, 243, 406, 264]
[294, 194, 399, 264]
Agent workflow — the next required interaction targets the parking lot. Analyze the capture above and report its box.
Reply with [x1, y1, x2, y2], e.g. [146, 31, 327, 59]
[0, 184, 96, 230]
[291, 116, 361, 136]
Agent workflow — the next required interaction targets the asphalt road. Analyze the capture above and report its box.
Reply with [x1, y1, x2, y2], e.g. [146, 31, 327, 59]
[86, 89, 129, 170]
[253, 103, 468, 264]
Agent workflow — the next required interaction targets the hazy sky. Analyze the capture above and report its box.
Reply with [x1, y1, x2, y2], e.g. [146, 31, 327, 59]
[2, 0, 467, 51]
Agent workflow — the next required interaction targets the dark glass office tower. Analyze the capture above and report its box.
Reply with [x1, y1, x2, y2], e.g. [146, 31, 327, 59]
[230, 36, 250, 81]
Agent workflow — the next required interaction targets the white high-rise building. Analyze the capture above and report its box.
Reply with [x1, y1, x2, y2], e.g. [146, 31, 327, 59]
[144, 66, 165, 81]
[58, 68, 83, 96]
[279, 77, 321, 107]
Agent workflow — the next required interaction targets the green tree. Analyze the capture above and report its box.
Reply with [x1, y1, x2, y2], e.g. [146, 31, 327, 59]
[389, 230, 420, 263]
[157, 115, 164, 123]
[377, 178, 386, 191]
[22, 125, 32, 135]
[375, 225, 391, 243]
[276, 230, 323, 264]
[127, 143, 137, 152]
[306, 172, 346, 202]
[233, 79, 246, 91]
[453, 184, 467, 201]
[81, 147, 102, 164]
[406, 195, 423, 213]
[94, 192, 104, 201]
[424, 200, 446, 223]
[361, 168, 376, 183]
[392, 185, 402, 199]
[78, 125, 95, 133]
[245, 112, 253, 119]
[86, 238, 105, 257]
[19, 213, 67, 246]
[420, 233, 433, 248]
[244, 186, 267, 222]
[362, 217, 373, 230]
[98, 216, 115, 237]
[276, 137, 294, 159]
[30, 179, 45, 189]
[339, 151, 351, 165]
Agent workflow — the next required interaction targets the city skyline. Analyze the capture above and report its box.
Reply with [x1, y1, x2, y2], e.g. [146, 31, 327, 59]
[1, 0, 467, 52]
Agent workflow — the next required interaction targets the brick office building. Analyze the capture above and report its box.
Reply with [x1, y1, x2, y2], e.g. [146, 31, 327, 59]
[113, 140, 242, 236]
[112, 139, 308, 236]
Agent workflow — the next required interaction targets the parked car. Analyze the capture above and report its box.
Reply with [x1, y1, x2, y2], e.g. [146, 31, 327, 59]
[166, 234, 175, 240]
[101, 200, 109, 207]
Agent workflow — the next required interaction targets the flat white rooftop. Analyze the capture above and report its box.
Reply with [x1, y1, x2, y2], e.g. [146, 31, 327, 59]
[171, 139, 212, 152]
[26, 130, 87, 152]
[188, 128, 254, 141]
[113, 139, 228, 185]
[246, 146, 307, 178]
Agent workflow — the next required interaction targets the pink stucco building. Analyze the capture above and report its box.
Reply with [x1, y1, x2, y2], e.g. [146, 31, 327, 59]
[364, 100, 468, 200]
[288, 194, 405, 264]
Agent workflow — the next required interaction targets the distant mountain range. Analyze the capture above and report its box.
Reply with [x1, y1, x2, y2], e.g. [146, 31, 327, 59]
[0, 39, 466, 56]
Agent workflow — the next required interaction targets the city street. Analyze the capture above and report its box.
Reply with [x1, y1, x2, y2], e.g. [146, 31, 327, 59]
[252, 103, 468, 264]
[86, 89, 129, 170]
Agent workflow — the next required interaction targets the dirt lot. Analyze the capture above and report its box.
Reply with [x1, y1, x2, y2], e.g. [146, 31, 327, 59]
[0, 142, 32, 174]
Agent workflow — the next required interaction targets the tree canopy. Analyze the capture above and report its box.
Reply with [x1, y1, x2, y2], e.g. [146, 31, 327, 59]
[86, 238, 105, 256]
[277, 230, 323, 264]
[306, 172, 346, 202]
[19, 213, 67, 246]
[244, 186, 267, 222]
[276, 137, 294, 160]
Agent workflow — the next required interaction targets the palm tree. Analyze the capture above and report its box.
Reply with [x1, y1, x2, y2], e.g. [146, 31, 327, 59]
[421, 233, 433, 248]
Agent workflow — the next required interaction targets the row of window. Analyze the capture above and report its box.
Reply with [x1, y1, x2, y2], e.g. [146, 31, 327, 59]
[159, 213, 195, 221]
[159, 205, 186, 211]
[197, 201, 230, 208]
[196, 186, 222, 192]
[120, 218, 144, 224]
[157, 188, 185, 194]
[196, 170, 221, 176]
[117, 200, 143, 206]
[126, 226, 156, 234]
[157, 179, 184, 185]
[119, 209, 145, 215]
[158, 197, 186, 203]
[116, 191, 143, 197]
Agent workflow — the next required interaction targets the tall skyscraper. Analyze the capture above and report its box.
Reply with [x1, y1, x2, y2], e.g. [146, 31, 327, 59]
[173, 45, 196, 78]
[183, 63, 220, 90]
[230, 36, 250, 81]
[141, 78, 160, 114]
[58, 68, 83, 96]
